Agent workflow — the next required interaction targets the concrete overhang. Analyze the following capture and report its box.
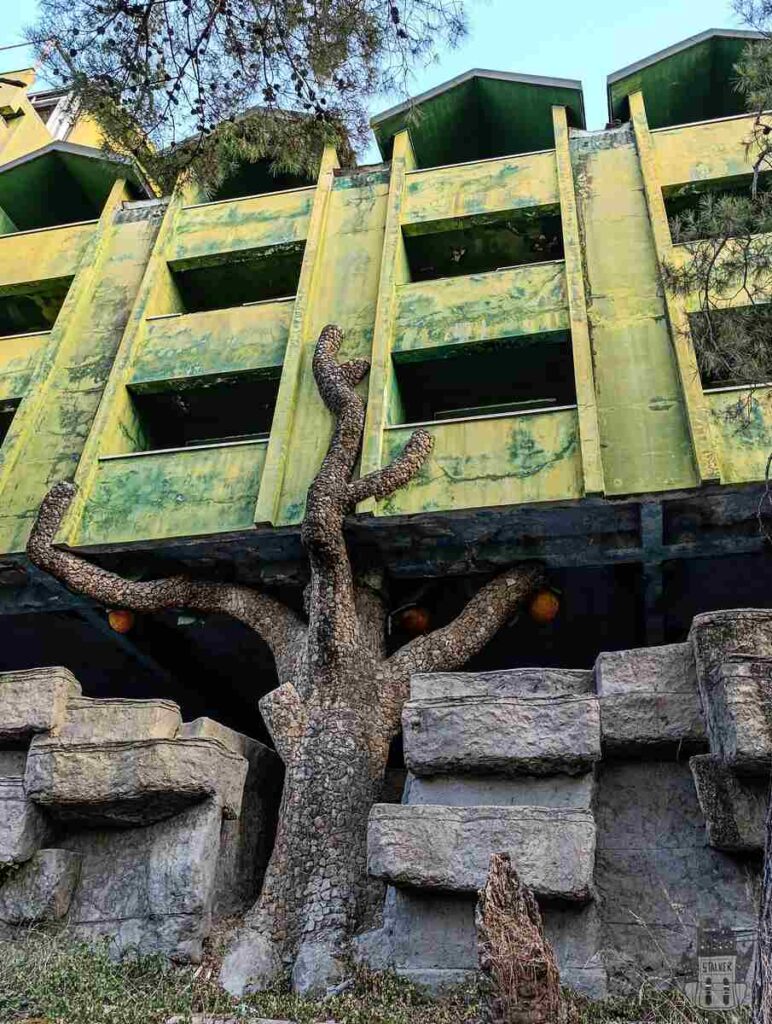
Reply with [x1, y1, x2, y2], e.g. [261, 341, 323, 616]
[607, 28, 764, 129]
[0, 140, 153, 230]
[371, 68, 585, 169]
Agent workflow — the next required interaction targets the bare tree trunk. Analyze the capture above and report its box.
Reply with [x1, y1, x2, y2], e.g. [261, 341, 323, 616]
[753, 785, 772, 1023]
[27, 324, 543, 994]
[476, 853, 566, 1024]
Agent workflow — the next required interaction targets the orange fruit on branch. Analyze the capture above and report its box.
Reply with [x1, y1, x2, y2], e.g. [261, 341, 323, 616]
[108, 608, 135, 634]
[528, 589, 560, 625]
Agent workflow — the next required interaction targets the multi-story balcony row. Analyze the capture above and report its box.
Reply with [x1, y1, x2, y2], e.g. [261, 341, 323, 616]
[0, 27, 768, 586]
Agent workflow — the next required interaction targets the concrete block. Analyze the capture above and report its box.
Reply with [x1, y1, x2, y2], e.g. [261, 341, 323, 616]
[181, 717, 255, 755]
[691, 609, 772, 769]
[25, 737, 248, 826]
[55, 697, 182, 743]
[595, 643, 706, 750]
[594, 761, 759, 996]
[212, 734, 282, 917]
[403, 693, 600, 776]
[357, 885, 605, 997]
[403, 771, 595, 809]
[0, 777, 49, 864]
[0, 849, 80, 923]
[368, 804, 595, 901]
[0, 667, 80, 743]
[64, 798, 222, 962]
[411, 667, 593, 701]
[701, 655, 772, 772]
[0, 751, 26, 778]
[690, 754, 767, 851]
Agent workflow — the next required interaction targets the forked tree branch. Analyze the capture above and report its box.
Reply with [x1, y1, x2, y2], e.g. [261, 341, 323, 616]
[348, 430, 433, 507]
[386, 565, 545, 690]
[27, 481, 306, 666]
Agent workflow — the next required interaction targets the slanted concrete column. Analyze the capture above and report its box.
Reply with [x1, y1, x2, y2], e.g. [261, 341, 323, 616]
[552, 106, 604, 497]
[629, 89, 720, 485]
[359, 129, 416, 507]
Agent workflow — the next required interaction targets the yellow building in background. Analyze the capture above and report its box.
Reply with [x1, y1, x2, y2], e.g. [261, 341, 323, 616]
[0, 29, 768, 721]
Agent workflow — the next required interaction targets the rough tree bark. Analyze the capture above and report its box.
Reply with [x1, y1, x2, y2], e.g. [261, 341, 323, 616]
[476, 853, 566, 1024]
[753, 789, 772, 1023]
[27, 324, 543, 994]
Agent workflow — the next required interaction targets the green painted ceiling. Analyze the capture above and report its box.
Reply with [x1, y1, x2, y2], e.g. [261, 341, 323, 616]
[0, 145, 145, 231]
[608, 30, 761, 129]
[372, 71, 585, 169]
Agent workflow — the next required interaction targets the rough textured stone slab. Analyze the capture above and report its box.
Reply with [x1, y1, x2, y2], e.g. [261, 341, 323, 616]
[702, 655, 772, 772]
[212, 731, 283, 917]
[0, 777, 49, 864]
[368, 804, 595, 901]
[691, 609, 772, 770]
[595, 643, 706, 750]
[357, 886, 605, 997]
[64, 798, 222, 962]
[411, 667, 593, 701]
[690, 754, 767, 851]
[403, 771, 595, 809]
[0, 849, 80, 923]
[25, 736, 248, 825]
[403, 694, 600, 776]
[0, 751, 26, 778]
[54, 697, 181, 743]
[594, 760, 759, 997]
[0, 667, 81, 743]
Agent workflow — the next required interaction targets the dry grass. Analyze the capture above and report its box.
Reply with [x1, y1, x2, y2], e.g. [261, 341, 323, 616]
[0, 927, 754, 1024]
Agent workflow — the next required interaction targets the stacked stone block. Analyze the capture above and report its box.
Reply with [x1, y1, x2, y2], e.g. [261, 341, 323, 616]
[0, 666, 281, 960]
[689, 609, 772, 854]
[364, 667, 606, 996]
[364, 624, 766, 999]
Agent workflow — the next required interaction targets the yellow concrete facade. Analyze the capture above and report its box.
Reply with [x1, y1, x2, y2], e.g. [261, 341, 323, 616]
[0, 52, 767, 556]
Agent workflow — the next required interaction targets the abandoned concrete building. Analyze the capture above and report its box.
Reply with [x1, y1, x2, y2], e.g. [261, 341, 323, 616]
[1, 25, 772, 1003]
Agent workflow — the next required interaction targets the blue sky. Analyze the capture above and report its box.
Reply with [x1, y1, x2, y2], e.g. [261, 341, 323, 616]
[2, 0, 739, 158]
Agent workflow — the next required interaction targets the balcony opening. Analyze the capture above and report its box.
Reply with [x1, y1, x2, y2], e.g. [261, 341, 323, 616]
[0, 277, 71, 338]
[168, 243, 305, 314]
[0, 399, 18, 446]
[130, 371, 281, 451]
[390, 333, 576, 425]
[208, 158, 314, 203]
[402, 207, 563, 283]
[690, 305, 772, 389]
[665, 173, 772, 242]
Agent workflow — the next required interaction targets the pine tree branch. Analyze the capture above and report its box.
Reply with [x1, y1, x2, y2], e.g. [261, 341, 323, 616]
[27, 481, 306, 665]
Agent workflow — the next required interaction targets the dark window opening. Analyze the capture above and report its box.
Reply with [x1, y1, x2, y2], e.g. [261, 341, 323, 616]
[689, 306, 772, 388]
[391, 333, 576, 424]
[0, 399, 18, 446]
[168, 243, 305, 314]
[130, 372, 281, 451]
[0, 277, 71, 338]
[403, 207, 563, 283]
[208, 160, 314, 203]
[665, 173, 772, 242]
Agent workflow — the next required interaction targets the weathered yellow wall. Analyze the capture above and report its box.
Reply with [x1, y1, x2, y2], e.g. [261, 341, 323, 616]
[0, 68, 769, 553]
[0, 181, 163, 553]
[570, 127, 698, 494]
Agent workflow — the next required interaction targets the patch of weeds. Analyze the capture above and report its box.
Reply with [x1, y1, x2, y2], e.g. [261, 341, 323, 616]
[0, 928, 754, 1024]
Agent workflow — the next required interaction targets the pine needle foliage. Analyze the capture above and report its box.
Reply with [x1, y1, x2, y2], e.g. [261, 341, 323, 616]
[662, 6, 772, 390]
[26, 0, 467, 194]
